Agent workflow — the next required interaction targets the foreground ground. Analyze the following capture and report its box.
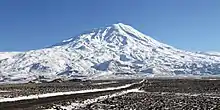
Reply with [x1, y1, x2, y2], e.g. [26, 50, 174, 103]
[0, 78, 220, 110]
[86, 79, 220, 110]
[0, 79, 138, 98]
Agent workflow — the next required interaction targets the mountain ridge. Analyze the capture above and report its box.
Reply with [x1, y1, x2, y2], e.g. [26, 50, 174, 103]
[0, 23, 220, 83]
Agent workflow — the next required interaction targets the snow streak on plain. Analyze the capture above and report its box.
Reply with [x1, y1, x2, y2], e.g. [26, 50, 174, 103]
[0, 81, 138, 102]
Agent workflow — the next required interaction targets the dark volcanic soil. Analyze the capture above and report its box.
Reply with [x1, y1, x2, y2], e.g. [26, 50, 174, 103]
[84, 79, 220, 110]
[1, 79, 220, 110]
[87, 92, 220, 110]
[0, 79, 139, 98]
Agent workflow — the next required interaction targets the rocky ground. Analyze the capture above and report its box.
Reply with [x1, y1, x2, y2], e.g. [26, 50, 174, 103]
[142, 79, 220, 94]
[1, 79, 220, 110]
[81, 79, 220, 110]
[0, 79, 139, 98]
[87, 92, 220, 110]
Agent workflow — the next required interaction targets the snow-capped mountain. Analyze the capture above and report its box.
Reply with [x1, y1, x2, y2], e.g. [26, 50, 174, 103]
[1, 23, 220, 83]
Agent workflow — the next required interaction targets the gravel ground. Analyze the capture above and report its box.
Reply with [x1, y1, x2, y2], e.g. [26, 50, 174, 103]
[81, 79, 220, 110]
[1, 79, 220, 110]
[0, 79, 140, 98]
[142, 79, 220, 94]
[86, 92, 220, 110]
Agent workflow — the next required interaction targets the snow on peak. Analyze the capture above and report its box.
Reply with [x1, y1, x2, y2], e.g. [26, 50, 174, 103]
[52, 23, 166, 49]
[1, 23, 220, 83]
[112, 23, 131, 29]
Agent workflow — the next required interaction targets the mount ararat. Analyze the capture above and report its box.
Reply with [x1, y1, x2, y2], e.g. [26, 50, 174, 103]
[0, 23, 220, 83]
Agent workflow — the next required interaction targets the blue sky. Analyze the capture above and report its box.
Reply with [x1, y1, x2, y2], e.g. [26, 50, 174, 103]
[0, 0, 220, 52]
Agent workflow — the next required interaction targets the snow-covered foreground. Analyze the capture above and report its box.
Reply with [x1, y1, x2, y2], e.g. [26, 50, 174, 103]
[0, 80, 144, 103]
[48, 88, 145, 110]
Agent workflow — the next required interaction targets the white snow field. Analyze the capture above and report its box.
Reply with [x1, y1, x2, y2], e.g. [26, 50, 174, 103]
[0, 23, 220, 83]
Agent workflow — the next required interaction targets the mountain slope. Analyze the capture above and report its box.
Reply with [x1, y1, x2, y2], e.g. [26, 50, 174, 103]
[0, 23, 220, 83]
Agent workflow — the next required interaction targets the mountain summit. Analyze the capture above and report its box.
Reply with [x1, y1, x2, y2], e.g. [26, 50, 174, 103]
[52, 23, 165, 48]
[0, 23, 220, 83]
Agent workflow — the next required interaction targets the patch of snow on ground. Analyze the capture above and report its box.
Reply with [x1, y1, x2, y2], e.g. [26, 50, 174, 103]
[0, 80, 143, 102]
[91, 81, 118, 85]
[0, 90, 10, 93]
[51, 88, 145, 110]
